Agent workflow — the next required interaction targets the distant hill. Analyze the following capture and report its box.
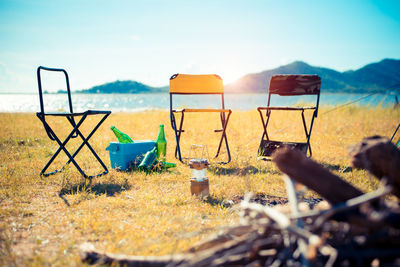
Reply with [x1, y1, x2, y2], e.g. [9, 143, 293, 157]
[74, 59, 400, 94]
[77, 80, 168, 94]
[225, 59, 400, 93]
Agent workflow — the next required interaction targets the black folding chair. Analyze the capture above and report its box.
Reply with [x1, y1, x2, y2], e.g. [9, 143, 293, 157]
[36, 66, 111, 179]
[257, 75, 321, 158]
[169, 74, 232, 164]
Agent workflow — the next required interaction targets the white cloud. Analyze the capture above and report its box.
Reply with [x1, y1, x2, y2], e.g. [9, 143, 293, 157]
[128, 35, 142, 41]
[182, 62, 200, 74]
[0, 62, 34, 93]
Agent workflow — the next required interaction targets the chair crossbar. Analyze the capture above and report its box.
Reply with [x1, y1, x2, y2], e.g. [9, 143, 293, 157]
[43, 110, 111, 116]
[173, 108, 232, 113]
[258, 107, 316, 111]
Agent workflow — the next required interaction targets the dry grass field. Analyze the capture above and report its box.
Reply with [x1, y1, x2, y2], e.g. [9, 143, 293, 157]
[0, 106, 399, 266]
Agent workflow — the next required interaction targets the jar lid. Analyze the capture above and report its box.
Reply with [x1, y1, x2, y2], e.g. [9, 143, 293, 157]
[188, 158, 209, 170]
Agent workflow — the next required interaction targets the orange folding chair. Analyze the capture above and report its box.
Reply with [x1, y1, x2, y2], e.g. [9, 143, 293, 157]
[257, 75, 321, 158]
[169, 74, 232, 164]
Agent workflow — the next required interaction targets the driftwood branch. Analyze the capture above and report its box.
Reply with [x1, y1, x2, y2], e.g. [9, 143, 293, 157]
[79, 242, 188, 267]
[272, 147, 364, 205]
[349, 136, 400, 198]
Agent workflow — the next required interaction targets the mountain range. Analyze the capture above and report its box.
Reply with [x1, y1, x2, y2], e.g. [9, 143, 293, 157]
[226, 58, 400, 93]
[78, 80, 168, 94]
[77, 59, 400, 94]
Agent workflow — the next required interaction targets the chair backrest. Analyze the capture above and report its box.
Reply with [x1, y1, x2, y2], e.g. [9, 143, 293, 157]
[37, 66, 73, 114]
[269, 75, 321, 96]
[169, 74, 224, 94]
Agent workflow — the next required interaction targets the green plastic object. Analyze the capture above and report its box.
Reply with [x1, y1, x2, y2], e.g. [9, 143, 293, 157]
[110, 126, 134, 143]
[159, 161, 176, 169]
[138, 147, 158, 170]
[156, 124, 167, 161]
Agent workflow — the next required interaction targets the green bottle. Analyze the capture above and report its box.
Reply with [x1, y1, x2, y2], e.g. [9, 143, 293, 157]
[110, 126, 134, 143]
[156, 124, 167, 161]
[138, 147, 158, 171]
[159, 161, 176, 169]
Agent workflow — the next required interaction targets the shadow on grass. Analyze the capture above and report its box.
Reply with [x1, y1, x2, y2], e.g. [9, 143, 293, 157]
[321, 163, 353, 173]
[59, 181, 130, 206]
[204, 193, 322, 208]
[117, 164, 178, 175]
[231, 193, 289, 206]
[208, 165, 280, 176]
[203, 193, 291, 208]
[203, 195, 232, 208]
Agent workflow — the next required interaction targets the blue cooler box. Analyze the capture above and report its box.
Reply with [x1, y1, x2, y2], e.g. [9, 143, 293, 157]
[106, 141, 156, 171]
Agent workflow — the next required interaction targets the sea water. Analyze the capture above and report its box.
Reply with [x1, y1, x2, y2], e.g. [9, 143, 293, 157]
[0, 93, 396, 113]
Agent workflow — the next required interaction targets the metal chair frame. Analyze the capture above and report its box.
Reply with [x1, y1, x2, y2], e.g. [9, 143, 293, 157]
[169, 74, 232, 164]
[391, 122, 400, 147]
[36, 66, 111, 179]
[257, 75, 321, 158]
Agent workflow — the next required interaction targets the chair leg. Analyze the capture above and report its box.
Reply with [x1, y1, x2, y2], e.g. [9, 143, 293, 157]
[257, 109, 272, 157]
[171, 112, 184, 163]
[39, 114, 89, 177]
[215, 111, 232, 164]
[301, 111, 312, 157]
[258, 109, 270, 143]
[176, 112, 185, 162]
[39, 113, 110, 179]
[65, 114, 110, 178]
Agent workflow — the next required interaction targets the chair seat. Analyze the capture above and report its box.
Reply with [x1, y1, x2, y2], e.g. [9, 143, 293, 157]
[173, 108, 231, 113]
[258, 140, 308, 157]
[258, 106, 316, 111]
[37, 110, 111, 117]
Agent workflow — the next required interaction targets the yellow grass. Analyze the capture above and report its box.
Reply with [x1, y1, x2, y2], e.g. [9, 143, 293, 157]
[0, 106, 399, 266]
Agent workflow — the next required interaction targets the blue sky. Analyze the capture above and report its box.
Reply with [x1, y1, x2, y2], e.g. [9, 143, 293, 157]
[0, 0, 399, 93]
